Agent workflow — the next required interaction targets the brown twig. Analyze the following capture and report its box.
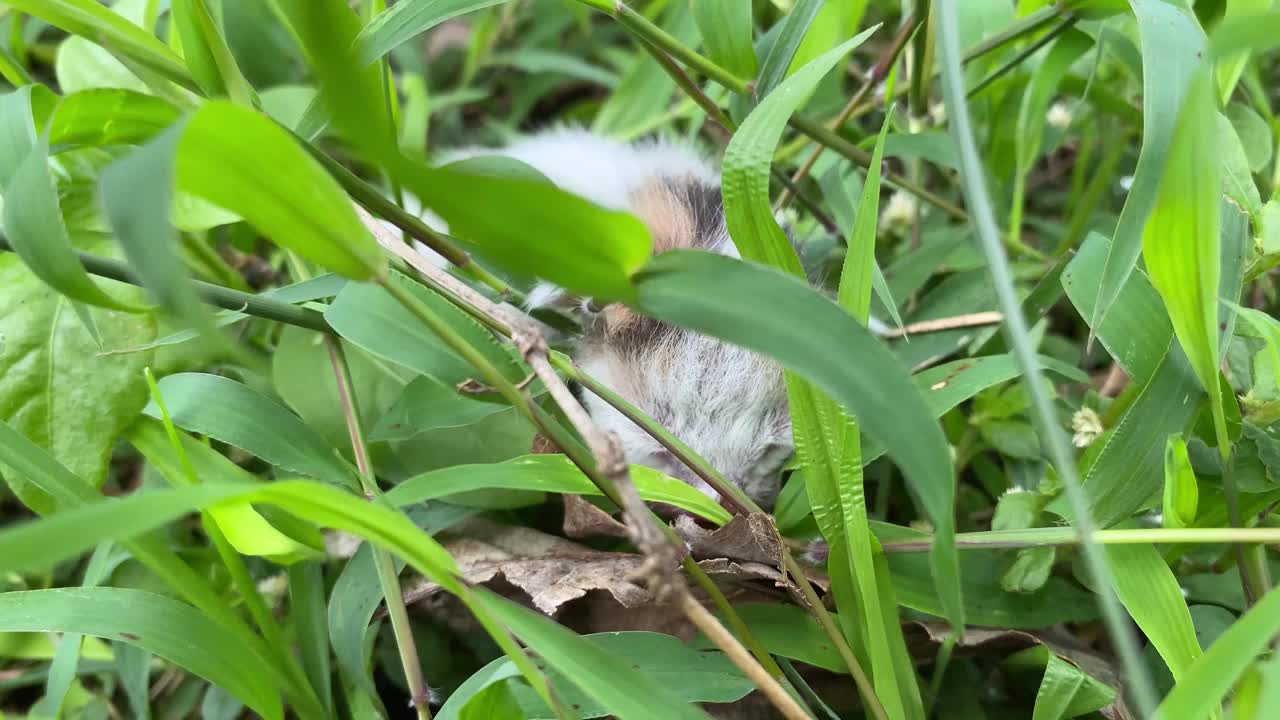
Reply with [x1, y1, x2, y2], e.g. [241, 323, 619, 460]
[879, 310, 1004, 338]
[356, 207, 814, 718]
[774, 14, 920, 211]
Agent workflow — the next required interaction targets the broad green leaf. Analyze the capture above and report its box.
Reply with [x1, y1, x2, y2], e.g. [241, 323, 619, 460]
[129, 419, 324, 563]
[1090, 0, 1205, 336]
[723, 28, 877, 275]
[325, 271, 524, 386]
[370, 375, 517, 441]
[690, 603, 843, 672]
[0, 421, 324, 717]
[0, 588, 282, 720]
[1142, 68, 1225, 442]
[48, 88, 180, 149]
[1214, 0, 1273, 101]
[1217, 110, 1263, 219]
[6, 0, 193, 89]
[1003, 646, 1115, 720]
[0, 88, 139, 312]
[328, 505, 477, 704]
[1230, 303, 1280, 393]
[143, 372, 358, 488]
[1163, 435, 1199, 529]
[1107, 544, 1208, 704]
[176, 102, 384, 279]
[357, 0, 510, 64]
[754, 0, 825, 100]
[288, 562, 333, 717]
[1226, 101, 1273, 174]
[469, 590, 715, 720]
[1210, 10, 1280, 59]
[386, 454, 732, 526]
[0, 238, 154, 512]
[691, 0, 758, 80]
[468, 632, 754, 720]
[634, 250, 961, 629]
[1155, 583, 1280, 720]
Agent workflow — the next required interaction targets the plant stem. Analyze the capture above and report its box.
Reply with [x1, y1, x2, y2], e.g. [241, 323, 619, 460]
[933, 1, 1159, 716]
[326, 340, 433, 719]
[0, 236, 332, 333]
[679, 594, 814, 720]
[967, 15, 1077, 99]
[879, 526, 1280, 552]
[775, 13, 921, 211]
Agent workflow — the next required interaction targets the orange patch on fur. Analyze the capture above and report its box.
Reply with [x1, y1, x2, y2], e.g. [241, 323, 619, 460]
[627, 178, 698, 254]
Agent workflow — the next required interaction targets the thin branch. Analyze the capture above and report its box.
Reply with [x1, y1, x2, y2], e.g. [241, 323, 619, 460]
[878, 526, 1280, 553]
[879, 311, 1004, 339]
[775, 14, 921, 211]
[0, 235, 332, 333]
[326, 340, 433, 718]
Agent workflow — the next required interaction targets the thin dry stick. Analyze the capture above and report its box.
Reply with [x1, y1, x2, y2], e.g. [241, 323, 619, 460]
[774, 14, 920, 211]
[878, 310, 1004, 338]
[680, 594, 812, 720]
[355, 209, 817, 719]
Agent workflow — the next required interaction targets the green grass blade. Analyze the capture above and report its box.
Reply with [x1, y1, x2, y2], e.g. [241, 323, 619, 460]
[634, 249, 962, 630]
[3, 0, 194, 89]
[1089, 0, 1205, 338]
[0, 88, 142, 312]
[142, 372, 358, 489]
[356, 0, 510, 65]
[386, 454, 732, 526]
[170, 0, 258, 105]
[933, 0, 1157, 714]
[288, 561, 334, 718]
[1140, 67, 1223, 415]
[723, 28, 877, 275]
[754, 0, 824, 99]
[47, 88, 180, 149]
[176, 102, 385, 280]
[691, 0, 757, 81]
[0, 588, 284, 720]
[1155, 584, 1280, 720]
[469, 588, 715, 720]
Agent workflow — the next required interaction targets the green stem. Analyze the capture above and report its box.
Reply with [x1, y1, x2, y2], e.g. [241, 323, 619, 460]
[967, 15, 1077, 99]
[932, 2, 1159, 716]
[143, 368, 327, 718]
[880, 526, 1280, 552]
[326, 341, 432, 719]
[924, 634, 955, 718]
[0, 236, 332, 333]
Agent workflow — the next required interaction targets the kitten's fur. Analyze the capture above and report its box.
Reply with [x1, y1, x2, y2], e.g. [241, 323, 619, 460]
[428, 127, 794, 506]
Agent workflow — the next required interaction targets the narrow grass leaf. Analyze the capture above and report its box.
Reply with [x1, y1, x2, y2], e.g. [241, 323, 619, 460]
[325, 271, 524, 386]
[1155, 584, 1280, 720]
[634, 250, 961, 629]
[755, 0, 825, 99]
[47, 88, 180, 150]
[1141, 68, 1223, 411]
[723, 28, 877, 275]
[357, 0, 510, 64]
[691, 0, 757, 80]
[469, 588, 714, 720]
[288, 562, 333, 718]
[0, 588, 282, 720]
[176, 102, 385, 280]
[386, 454, 732, 526]
[129, 419, 325, 562]
[1089, 0, 1205, 337]
[1106, 544, 1208, 698]
[3, 0, 193, 89]
[142, 372, 358, 489]
[0, 88, 140, 311]
[170, 0, 257, 104]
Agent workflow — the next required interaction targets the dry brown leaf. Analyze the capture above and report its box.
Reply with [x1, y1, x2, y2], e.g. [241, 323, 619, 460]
[675, 512, 783, 568]
[562, 494, 629, 539]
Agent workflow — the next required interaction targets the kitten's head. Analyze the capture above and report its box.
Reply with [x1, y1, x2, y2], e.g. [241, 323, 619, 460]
[533, 177, 794, 507]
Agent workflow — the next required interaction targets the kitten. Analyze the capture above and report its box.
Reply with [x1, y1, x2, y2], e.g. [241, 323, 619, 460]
[423, 127, 794, 507]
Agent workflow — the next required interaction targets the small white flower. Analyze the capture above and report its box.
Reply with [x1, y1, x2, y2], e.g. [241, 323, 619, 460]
[1046, 101, 1073, 130]
[928, 101, 947, 126]
[880, 191, 918, 229]
[1071, 407, 1104, 448]
[1118, 175, 1135, 192]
